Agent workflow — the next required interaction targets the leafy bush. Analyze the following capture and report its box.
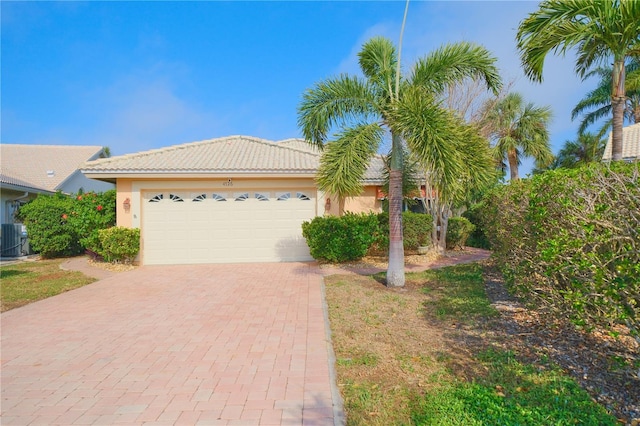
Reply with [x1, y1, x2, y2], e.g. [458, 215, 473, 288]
[66, 191, 117, 255]
[481, 163, 639, 340]
[462, 203, 490, 249]
[302, 213, 380, 262]
[98, 227, 140, 263]
[16, 193, 81, 258]
[446, 217, 475, 250]
[17, 190, 116, 258]
[373, 212, 433, 253]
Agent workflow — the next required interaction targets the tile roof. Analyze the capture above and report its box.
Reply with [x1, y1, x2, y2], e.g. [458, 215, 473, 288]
[277, 138, 322, 154]
[82, 136, 320, 175]
[277, 138, 386, 183]
[82, 135, 385, 183]
[0, 172, 51, 193]
[0, 144, 106, 192]
[603, 122, 640, 160]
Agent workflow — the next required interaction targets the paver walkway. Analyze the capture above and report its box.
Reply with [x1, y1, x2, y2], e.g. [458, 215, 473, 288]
[1, 263, 342, 425]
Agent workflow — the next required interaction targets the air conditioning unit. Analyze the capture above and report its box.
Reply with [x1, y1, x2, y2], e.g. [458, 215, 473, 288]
[1, 224, 28, 257]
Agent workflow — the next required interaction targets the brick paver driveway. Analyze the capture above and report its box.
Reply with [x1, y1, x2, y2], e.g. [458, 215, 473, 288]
[1, 263, 343, 425]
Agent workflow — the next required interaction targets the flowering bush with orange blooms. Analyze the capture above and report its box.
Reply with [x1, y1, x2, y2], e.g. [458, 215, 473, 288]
[17, 190, 116, 258]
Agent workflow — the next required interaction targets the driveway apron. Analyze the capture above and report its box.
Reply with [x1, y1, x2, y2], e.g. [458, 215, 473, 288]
[1, 263, 343, 425]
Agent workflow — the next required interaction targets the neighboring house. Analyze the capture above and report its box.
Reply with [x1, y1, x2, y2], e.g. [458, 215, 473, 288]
[602, 122, 640, 161]
[81, 135, 386, 265]
[0, 144, 114, 225]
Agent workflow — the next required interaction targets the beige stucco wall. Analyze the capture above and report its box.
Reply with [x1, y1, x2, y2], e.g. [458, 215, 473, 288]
[115, 177, 319, 229]
[116, 179, 133, 228]
[342, 185, 382, 214]
[115, 177, 381, 227]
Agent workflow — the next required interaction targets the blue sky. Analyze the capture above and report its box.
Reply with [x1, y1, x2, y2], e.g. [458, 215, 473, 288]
[2, 1, 597, 176]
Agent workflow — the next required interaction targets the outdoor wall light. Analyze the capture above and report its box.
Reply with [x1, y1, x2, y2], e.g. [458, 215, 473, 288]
[123, 198, 131, 211]
[325, 198, 331, 210]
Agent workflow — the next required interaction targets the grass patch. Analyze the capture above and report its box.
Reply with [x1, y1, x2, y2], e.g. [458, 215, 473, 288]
[417, 263, 498, 321]
[413, 349, 616, 425]
[324, 263, 617, 425]
[1, 259, 95, 312]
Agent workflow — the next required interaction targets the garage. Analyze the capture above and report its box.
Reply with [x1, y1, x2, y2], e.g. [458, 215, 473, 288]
[142, 188, 316, 264]
[81, 135, 375, 265]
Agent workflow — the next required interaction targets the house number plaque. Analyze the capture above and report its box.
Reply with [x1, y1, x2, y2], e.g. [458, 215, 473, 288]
[223, 179, 233, 187]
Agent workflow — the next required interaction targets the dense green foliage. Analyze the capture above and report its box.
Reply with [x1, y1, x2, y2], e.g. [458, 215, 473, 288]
[16, 193, 80, 258]
[462, 203, 490, 249]
[446, 216, 475, 250]
[482, 163, 639, 338]
[17, 190, 116, 258]
[67, 191, 117, 255]
[302, 212, 433, 262]
[374, 212, 433, 253]
[98, 227, 140, 263]
[302, 213, 380, 263]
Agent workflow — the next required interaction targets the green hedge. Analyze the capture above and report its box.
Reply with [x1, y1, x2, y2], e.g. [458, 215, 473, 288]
[302, 212, 433, 263]
[99, 227, 140, 263]
[446, 217, 475, 250]
[372, 212, 433, 254]
[481, 163, 639, 339]
[17, 190, 116, 258]
[16, 193, 81, 258]
[302, 213, 380, 262]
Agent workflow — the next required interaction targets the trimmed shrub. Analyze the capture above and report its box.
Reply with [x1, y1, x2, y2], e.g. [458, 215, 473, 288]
[372, 212, 433, 253]
[17, 190, 116, 258]
[481, 162, 639, 340]
[446, 217, 475, 250]
[462, 203, 490, 249]
[98, 227, 140, 263]
[302, 213, 380, 262]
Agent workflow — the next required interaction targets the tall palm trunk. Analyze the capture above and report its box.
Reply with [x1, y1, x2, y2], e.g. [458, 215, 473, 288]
[508, 149, 519, 181]
[611, 59, 626, 161]
[387, 132, 405, 287]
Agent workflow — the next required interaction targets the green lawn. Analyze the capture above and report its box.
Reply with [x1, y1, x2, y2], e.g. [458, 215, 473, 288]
[1, 259, 95, 312]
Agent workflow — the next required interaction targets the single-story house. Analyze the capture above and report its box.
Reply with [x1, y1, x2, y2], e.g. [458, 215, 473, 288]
[0, 144, 114, 225]
[602, 122, 640, 161]
[82, 135, 386, 265]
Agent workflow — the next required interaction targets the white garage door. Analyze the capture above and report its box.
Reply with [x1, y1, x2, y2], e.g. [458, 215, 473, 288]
[142, 189, 316, 265]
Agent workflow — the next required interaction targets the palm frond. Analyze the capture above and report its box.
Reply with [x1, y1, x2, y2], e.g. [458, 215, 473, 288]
[577, 105, 612, 135]
[485, 92, 553, 176]
[571, 84, 611, 120]
[358, 37, 398, 101]
[516, 0, 639, 82]
[410, 41, 502, 97]
[572, 59, 640, 133]
[389, 86, 466, 197]
[297, 75, 379, 147]
[315, 123, 384, 198]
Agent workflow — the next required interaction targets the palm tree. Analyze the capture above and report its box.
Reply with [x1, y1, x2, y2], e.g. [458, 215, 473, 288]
[555, 132, 607, 169]
[516, 0, 640, 161]
[484, 92, 553, 180]
[572, 60, 640, 138]
[297, 37, 501, 286]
